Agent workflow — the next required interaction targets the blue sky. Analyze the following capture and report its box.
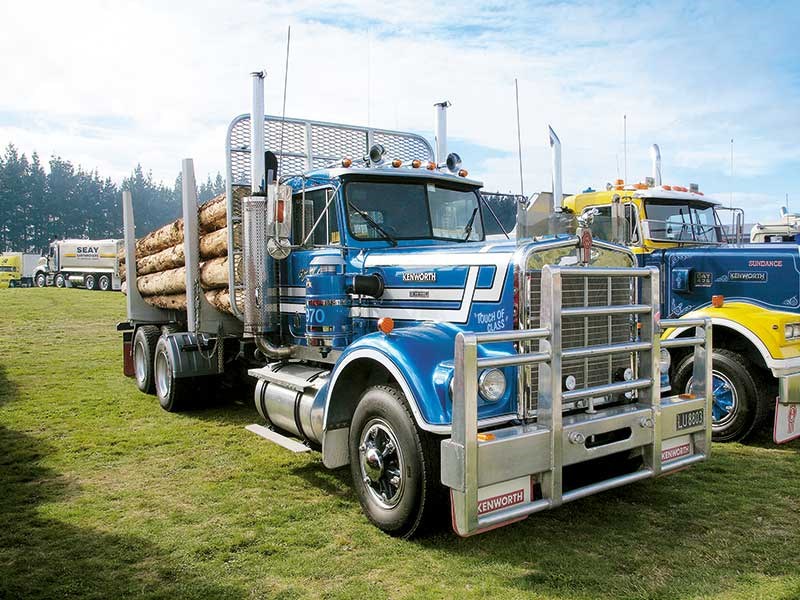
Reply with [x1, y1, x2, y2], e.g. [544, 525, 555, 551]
[1, 0, 799, 222]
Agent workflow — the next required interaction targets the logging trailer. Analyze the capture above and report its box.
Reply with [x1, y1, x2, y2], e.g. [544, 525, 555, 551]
[119, 72, 713, 537]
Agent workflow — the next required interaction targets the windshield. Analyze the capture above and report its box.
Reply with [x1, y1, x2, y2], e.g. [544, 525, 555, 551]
[644, 201, 722, 243]
[345, 180, 483, 242]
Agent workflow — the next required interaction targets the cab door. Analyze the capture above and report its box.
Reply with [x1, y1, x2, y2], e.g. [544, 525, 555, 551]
[283, 187, 342, 343]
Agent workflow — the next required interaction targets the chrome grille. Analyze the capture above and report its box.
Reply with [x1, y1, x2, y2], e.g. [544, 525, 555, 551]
[522, 270, 636, 416]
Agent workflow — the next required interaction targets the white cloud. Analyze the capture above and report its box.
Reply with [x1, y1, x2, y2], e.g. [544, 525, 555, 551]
[0, 0, 798, 226]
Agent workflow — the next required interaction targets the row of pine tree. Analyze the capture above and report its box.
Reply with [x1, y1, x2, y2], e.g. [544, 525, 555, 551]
[0, 143, 225, 254]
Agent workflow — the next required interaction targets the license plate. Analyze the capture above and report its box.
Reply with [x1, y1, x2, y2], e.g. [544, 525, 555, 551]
[676, 408, 704, 430]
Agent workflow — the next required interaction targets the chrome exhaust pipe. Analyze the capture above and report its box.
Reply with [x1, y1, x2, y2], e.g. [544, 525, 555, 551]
[434, 100, 451, 166]
[650, 144, 662, 186]
[548, 125, 563, 210]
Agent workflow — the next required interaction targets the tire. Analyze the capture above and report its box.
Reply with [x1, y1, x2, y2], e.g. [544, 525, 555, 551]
[54, 273, 65, 288]
[35, 273, 46, 288]
[98, 274, 111, 291]
[672, 348, 768, 442]
[133, 325, 160, 394]
[154, 335, 194, 412]
[349, 385, 442, 538]
[85, 274, 96, 290]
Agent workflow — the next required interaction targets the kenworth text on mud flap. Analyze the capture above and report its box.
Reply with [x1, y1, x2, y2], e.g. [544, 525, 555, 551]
[536, 128, 800, 444]
[118, 72, 712, 537]
[34, 238, 123, 291]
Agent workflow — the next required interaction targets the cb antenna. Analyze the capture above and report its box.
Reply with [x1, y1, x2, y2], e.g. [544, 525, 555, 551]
[278, 26, 291, 179]
[623, 114, 627, 183]
[514, 78, 524, 197]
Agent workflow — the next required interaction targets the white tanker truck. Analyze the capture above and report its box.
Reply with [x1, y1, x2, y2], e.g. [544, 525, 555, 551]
[34, 238, 123, 291]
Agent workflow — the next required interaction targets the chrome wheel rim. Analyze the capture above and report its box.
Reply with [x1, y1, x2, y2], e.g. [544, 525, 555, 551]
[685, 370, 739, 430]
[100, 276, 109, 290]
[358, 418, 405, 509]
[86, 277, 95, 290]
[36, 275, 45, 287]
[134, 340, 146, 384]
[155, 350, 171, 400]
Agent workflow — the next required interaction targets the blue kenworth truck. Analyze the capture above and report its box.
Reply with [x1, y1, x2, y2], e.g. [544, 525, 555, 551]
[119, 73, 711, 537]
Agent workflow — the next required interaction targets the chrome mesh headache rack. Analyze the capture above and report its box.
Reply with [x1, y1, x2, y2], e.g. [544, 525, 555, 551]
[224, 115, 435, 320]
[442, 265, 713, 536]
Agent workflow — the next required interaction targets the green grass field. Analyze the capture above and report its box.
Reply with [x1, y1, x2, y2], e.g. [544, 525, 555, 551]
[0, 288, 798, 599]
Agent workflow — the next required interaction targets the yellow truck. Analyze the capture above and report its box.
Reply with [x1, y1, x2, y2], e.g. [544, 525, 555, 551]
[539, 130, 799, 443]
[0, 252, 42, 288]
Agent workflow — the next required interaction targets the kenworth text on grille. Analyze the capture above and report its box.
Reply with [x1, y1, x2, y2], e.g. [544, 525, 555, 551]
[533, 128, 800, 445]
[118, 73, 712, 537]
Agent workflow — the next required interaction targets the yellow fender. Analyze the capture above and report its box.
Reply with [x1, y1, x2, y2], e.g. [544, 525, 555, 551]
[662, 301, 800, 377]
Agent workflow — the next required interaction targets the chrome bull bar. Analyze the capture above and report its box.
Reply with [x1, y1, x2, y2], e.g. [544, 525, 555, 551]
[441, 265, 712, 537]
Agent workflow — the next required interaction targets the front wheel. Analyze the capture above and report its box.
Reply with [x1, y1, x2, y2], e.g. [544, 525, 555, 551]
[672, 349, 768, 442]
[35, 273, 46, 288]
[348, 385, 440, 538]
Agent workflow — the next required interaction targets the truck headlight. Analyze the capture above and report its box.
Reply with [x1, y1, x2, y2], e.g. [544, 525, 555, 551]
[478, 368, 506, 402]
[659, 348, 671, 374]
[785, 323, 800, 340]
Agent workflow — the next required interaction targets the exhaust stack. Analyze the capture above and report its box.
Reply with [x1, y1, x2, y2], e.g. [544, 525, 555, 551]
[548, 126, 563, 210]
[251, 71, 266, 192]
[434, 101, 451, 165]
[242, 71, 288, 360]
[650, 144, 662, 186]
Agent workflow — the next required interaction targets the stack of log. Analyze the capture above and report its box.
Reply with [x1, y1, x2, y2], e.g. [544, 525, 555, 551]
[120, 189, 248, 314]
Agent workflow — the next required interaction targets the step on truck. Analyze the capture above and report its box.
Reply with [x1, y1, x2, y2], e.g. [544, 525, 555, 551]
[119, 72, 712, 537]
[34, 238, 123, 290]
[541, 128, 800, 444]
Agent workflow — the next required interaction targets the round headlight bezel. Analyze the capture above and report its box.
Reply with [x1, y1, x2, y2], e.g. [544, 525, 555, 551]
[478, 368, 507, 402]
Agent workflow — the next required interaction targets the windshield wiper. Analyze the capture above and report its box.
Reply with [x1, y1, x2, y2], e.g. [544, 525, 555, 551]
[462, 207, 479, 241]
[348, 201, 397, 246]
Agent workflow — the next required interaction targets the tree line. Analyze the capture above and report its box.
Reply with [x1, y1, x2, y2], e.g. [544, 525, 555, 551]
[0, 143, 225, 253]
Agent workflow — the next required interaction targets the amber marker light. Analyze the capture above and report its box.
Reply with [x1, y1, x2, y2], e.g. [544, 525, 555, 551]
[712, 295, 724, 308]
[458, 169, 468, 177]
[426, 161, 436, 170]
[377, 317, 394, 334]
[341, 158, 352, 167]
[392, 158, 402, 168]
[477, 433, 496, 441]
[663, 185, 672, 190]
[412, 159, 421, 168]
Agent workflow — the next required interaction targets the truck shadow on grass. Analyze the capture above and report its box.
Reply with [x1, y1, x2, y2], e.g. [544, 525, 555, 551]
[0, 365, 246, 600]
[415, 450, 800, 599]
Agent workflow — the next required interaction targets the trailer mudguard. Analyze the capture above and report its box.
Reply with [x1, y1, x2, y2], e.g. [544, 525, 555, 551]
[662, 301, 800, 376]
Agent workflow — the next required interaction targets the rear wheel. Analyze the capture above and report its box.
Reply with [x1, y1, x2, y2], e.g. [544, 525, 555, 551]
[673, 348, 767, 442]
[154, 335, 194, 412]
[98, 274, 111, 291]
[133, 326, 160, 394]
[54, 273, 65, 288]
[85, 274, 96, 290]
[35, 273, 46, 287]
[349, 385, 441, 538]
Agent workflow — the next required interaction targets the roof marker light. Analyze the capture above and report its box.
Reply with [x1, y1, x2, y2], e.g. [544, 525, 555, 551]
[341, 158, 352, 168]
[412, 159, 421, 168]
[663, 185, 672, 191]
[426, 161, 436, 170]
[458, 169, 468, 177]
[391, 158, 402, 168]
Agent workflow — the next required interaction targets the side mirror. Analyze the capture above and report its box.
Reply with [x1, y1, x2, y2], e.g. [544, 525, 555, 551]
[610, 195, 628, 245]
